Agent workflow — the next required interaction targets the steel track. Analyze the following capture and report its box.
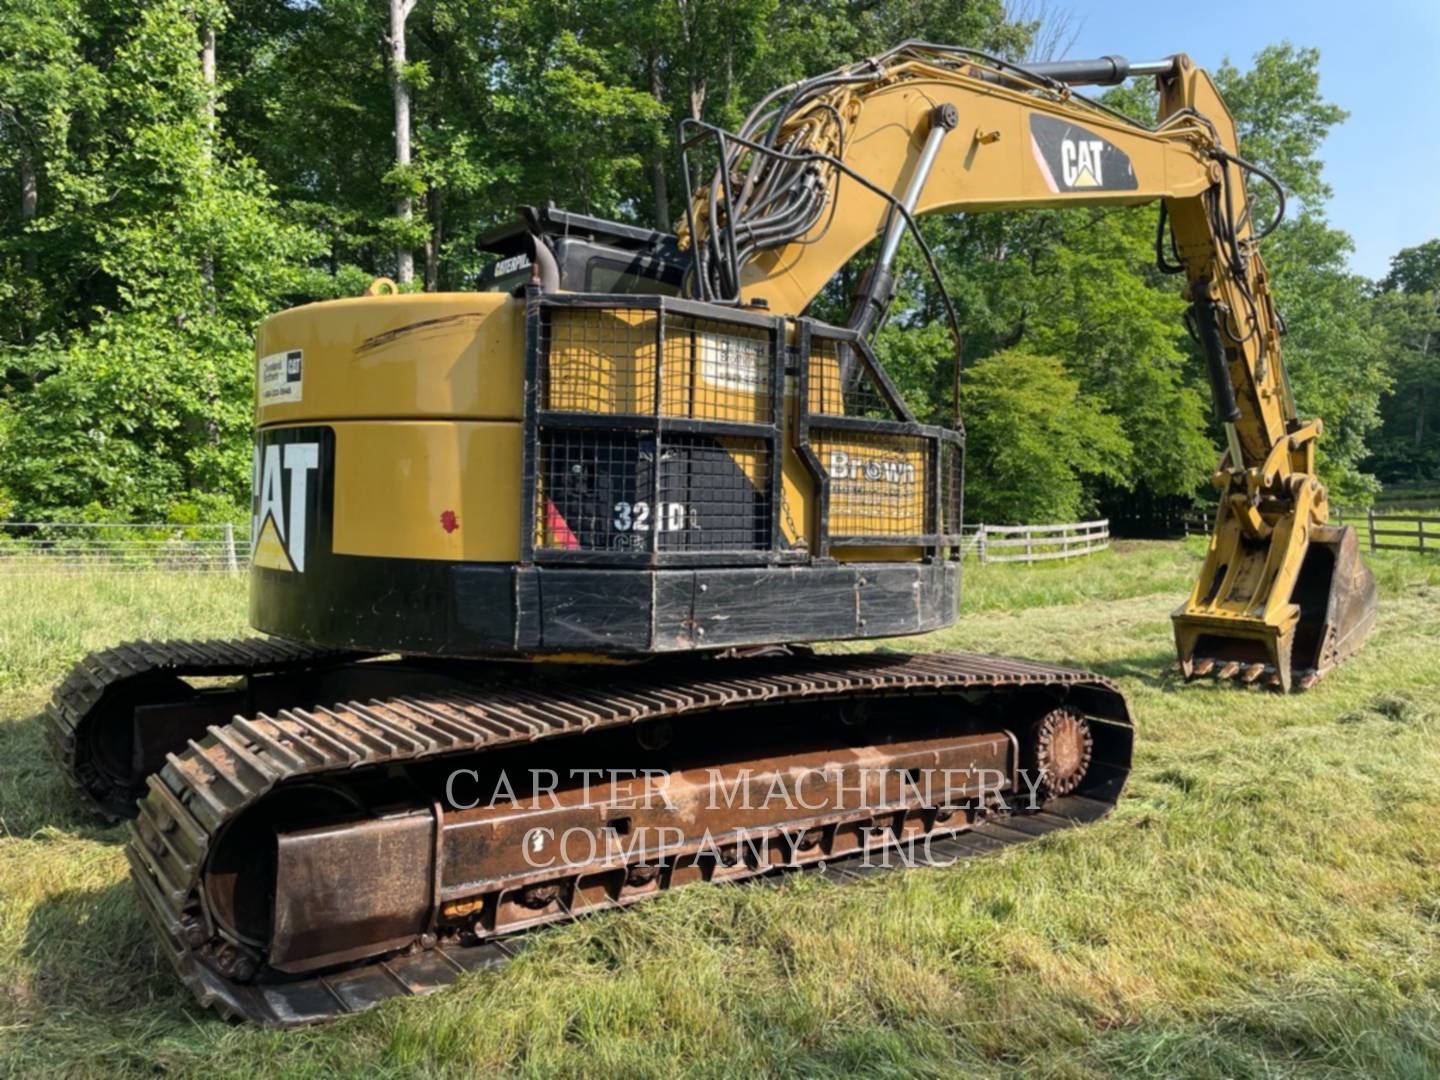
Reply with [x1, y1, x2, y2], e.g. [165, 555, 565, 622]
[116, 647, 1131, 1025]
[47, 637, 365, 818]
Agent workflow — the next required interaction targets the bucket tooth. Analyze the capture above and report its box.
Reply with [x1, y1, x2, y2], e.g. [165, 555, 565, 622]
[1192, 658, 1215, 678]
[1241, 663, 1266, 684]
[1216, 661, 1240, 680]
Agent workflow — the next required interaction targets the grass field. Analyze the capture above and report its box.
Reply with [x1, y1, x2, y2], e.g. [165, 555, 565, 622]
[2, 541, 1439, 1077]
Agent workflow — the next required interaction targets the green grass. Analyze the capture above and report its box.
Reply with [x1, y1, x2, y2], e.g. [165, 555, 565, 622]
[3, 545, 1440, 1077]
[958, 540, 1205, 614]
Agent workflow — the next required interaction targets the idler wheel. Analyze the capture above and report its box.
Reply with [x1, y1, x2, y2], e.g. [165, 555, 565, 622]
[1029, 708, 1093, 798]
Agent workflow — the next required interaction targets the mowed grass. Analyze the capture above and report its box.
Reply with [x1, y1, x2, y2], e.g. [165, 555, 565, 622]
[2, 542, 1440, 1077]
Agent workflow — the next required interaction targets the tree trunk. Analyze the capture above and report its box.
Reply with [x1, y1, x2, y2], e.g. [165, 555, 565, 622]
[198, 20, 220, 465]
[424, 187, 442, 292]
[390, 0, 418, 285]
[18, 147, 36, 275]
[677, 0, 705, 120]
[201, 25, 216, 135]
[649, 53, 669, 229]
[200, 23, 217, 311]
[1418, 297, 1437, 448]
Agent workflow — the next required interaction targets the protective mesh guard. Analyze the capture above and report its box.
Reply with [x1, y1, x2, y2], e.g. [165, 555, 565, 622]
[941, 440, 963, 537]
[542, 307, 657, 415]
[534, 430, 772, 554]
[812, 430, 930, 540]
[528, 297, 962, 563]
[807, 337, 903, 421]
[541, 308, 774, 425]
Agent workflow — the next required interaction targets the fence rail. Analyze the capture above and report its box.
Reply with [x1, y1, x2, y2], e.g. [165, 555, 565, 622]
[1361, 509, 1438, 555]
[1183, 506, 1439, 558]
[0, 523, 248, 573]
[976, 519, 1109, 564]
[957, 524, 985, 558]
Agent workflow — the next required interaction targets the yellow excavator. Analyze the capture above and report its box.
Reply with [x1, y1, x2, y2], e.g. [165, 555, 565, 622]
[48, 43, 1374, 1024]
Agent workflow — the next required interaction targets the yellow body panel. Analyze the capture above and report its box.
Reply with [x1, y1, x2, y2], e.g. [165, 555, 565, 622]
[256, 292, 524, 425]
[779, 438, 815, 548]
[330, 421, 523, 562]
[833, 546, 925, 562]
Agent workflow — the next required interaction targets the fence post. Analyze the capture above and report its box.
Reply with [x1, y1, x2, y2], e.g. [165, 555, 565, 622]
[978, 526, 987, 564]
[223, 523, 239, 573]
[1367, 507, 1376, 554]
[1025, 528, 1033, 564]
[1420, 520, 1427, 555]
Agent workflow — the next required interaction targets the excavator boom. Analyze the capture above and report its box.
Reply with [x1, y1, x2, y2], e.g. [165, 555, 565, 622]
[681, 42, 1376, 689]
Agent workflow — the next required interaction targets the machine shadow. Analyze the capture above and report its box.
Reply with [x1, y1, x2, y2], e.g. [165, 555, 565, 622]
[1053, 647, 1180, 691]
[19, 878, 190, 1020]
[0, 705, 127, 839]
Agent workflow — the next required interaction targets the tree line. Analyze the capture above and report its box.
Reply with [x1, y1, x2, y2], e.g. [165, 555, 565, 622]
[0, 0, 1433, 525]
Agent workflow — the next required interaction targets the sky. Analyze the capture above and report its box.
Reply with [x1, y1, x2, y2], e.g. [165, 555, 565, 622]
[1060, 0, 1440, 280]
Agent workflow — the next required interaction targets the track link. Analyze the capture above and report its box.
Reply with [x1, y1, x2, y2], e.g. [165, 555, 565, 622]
[127, 650, 1131, 1025]
[48, 637, 363, 818]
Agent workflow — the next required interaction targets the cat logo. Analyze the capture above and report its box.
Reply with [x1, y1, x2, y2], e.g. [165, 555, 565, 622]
[1061, 139, 1105, 187]
[1029, 113, 1138, 194]
[251, 441, 320, 572]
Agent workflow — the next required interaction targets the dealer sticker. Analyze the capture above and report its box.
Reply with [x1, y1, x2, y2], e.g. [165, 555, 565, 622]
[701, 334, 765, 392]
[259, 349, 304, 405]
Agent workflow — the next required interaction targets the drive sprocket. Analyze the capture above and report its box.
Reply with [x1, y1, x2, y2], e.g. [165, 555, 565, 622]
[1032, 708, 1093, 798]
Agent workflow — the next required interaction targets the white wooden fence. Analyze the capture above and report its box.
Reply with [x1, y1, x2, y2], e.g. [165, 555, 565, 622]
[974, 519, 1110, 564]
[1190, 506, 1440, 559]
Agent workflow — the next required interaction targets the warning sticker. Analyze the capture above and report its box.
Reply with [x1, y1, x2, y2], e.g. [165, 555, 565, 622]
[259, 349, 304, 405]
[701, 334, 765, 392]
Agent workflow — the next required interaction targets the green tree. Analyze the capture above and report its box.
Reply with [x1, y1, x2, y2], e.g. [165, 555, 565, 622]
[1369, 239, 1440, 483]
[0, 0, 319, 520]
[960, 349, 1129, 524]
[0, 0, 102, 350]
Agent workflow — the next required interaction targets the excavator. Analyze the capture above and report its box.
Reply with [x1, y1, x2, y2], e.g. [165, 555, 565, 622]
[47, 43, 1375, 1024]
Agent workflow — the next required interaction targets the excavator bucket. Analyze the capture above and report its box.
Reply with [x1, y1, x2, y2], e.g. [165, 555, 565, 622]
[1174, 513, 1377, 692]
